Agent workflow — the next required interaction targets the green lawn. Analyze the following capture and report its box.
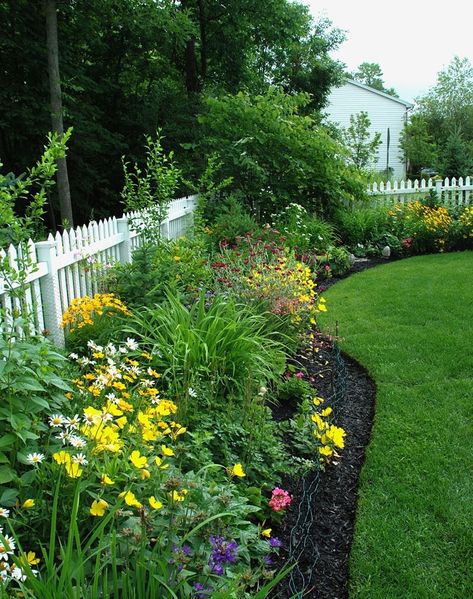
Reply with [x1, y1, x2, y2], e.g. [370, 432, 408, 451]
[318, 252, 473, 599]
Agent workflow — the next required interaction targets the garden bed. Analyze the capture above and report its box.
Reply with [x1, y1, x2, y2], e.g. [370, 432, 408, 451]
[270, 339, 376, 598]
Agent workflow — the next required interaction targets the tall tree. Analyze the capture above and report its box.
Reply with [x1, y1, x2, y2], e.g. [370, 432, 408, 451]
[416, 56, 473, 135]
[351, 62, 398, 97]
[342, 111, 382, 170]
[45, 0, 73, 226]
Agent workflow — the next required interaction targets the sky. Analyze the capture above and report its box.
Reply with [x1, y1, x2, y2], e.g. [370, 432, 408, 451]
[304, 0, 473, 103]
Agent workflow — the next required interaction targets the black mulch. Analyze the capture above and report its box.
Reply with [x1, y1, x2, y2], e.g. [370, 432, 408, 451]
[268, 258, 384, 598]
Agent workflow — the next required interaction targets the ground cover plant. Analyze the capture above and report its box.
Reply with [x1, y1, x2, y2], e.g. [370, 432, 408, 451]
[318, 252, 473, 598]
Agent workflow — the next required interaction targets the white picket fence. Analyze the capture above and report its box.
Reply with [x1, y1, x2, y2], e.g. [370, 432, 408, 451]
[0, 195, 198, 347]
[367, 176, 473, 206]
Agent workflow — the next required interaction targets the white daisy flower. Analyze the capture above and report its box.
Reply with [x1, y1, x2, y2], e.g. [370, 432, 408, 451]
[140, 379, 155, 388]
[69, 436, 86, 449]
[125, 338, 139, 351]
[26, 452, 45, 465]
[72, 453, 88, 465]
[78, 356, 95, 367]
[105, 343, 117, 355]
[188, 388, 197, 398]
[65, 415, 81, 430]
[82, 413, 96, 426]
[0, 532, 14, 559]
[0, 508, 10, 519]
[10, 565, 27, 582]
[68, 352, 79, 360]
[49, 414, 66, 427]
[56, 431, 70, 444]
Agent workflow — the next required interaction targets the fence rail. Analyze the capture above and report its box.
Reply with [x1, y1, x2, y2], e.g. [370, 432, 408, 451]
[0, 195, 198, 347]
[367, 176, 473, 206]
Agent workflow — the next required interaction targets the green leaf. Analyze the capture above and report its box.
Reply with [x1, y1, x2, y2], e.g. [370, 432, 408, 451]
[29, 396, 51, 410]
[0, 465, 16, 484]
[15, 377, 45, 392]
[0, 433, 16, 450]
[20, 469, 36, 485]
[0, 488, 18, 507]
[46, 376, 72, 392]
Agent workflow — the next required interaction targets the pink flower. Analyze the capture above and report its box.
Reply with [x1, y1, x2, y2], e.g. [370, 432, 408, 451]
[269, 488, 292, 512]
[294, 371, 305, 379]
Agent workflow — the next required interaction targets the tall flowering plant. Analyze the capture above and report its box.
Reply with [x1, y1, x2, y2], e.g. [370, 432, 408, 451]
[210, 232, 327, 336]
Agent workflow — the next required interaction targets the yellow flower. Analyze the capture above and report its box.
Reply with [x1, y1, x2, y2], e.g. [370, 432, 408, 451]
[161, 444, 174, 457]
[119, 490, 142, 508]
[321, 407, 332, 417]
[65, 462, 83, 478]
[148, 496, 163, 510]
[90, 498, 108, 517]
[261, 528, 272, 538]
[130, 450, 148, 469]
[155, 456, 169, 470]
[20, 551, 40, 567]
[319, 445, 334, 457]
[116, 416, 128, 429]
[100, 474, 114, 485]
[174, 256, 181, 261]
[230, 463, 246, 478]
[140, 468, 151, 480]
[53, 451, 71, 465]
[21, 499, 35, 509]
[169, 489, 188, 502]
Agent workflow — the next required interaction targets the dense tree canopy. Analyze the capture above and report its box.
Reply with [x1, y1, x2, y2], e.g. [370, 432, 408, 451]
[0, 0, 346, 226]
[402, 56, 473, 177]
[350, 62, 399, 97]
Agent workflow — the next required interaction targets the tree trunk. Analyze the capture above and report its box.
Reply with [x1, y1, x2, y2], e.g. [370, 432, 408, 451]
[45, 0, 73, 227]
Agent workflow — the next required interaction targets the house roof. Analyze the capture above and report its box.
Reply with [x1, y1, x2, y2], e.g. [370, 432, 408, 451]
[343, 78, 413, 108]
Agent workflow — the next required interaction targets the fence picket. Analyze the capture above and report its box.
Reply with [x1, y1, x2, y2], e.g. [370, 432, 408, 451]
[1, 196, 197, 346]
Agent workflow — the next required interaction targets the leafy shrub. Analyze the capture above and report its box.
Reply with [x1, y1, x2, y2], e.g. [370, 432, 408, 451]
[198, 88, 365, 219]
[273, 203, 338, 254]
[314, 245, 352, 277]
[0, 337, 71, 505]
[447, 205, 473, 250]
[207, 194, 260, 248]
[334, 205, 390, 246]
[109, 235, 212, 308]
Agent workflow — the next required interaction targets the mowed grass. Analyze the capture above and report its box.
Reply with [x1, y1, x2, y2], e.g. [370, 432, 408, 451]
[318, 252, 473, 599]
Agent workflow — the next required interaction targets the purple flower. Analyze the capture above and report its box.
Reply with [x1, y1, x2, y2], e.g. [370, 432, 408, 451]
[192, 581, 214, 598]
[269, 537, 282, 548]
[209, 535, 238, 575]
[264, 555, 273, 566]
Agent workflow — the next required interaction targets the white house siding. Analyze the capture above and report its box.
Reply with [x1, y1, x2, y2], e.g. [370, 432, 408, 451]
[324, 81, 412, 179]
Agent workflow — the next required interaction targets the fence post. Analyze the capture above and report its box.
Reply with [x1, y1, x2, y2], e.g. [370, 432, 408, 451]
[116, 217, 133, 264]
[435, 179, 442, 199]
[35, 237, 65, 348]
